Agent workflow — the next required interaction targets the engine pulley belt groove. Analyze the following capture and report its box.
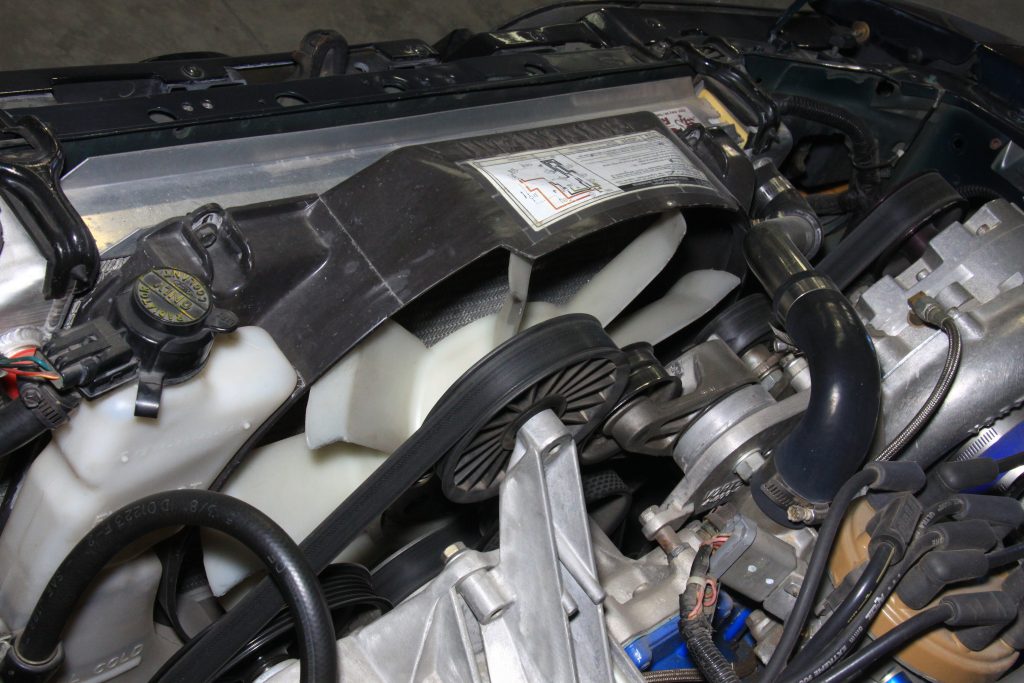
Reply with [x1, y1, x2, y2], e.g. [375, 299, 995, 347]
[154, 313, 629, 683]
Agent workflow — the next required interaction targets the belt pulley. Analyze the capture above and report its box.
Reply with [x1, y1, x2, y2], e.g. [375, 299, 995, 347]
[155, 313, 628, 683]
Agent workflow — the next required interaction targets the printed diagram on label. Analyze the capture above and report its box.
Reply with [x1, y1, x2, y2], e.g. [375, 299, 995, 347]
[468, 131, 712, 230]
[498, 155, 615, 217]
[655, 106, 700, 132]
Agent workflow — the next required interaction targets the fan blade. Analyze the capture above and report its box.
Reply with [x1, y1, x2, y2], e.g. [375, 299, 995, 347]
[203, 433, 387, 597]
[559, 211, 686, 325]
[306, 321, 427, 452]
[606, 269, 740, 347]
[307, 212, 692, 454]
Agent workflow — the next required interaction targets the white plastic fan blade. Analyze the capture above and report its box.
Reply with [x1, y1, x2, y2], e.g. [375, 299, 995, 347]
[306, 320, 427, 452]
[308, 211, 690, 452]
[559, 211, 686, 325]
[203, 434, 388, 597]
[607, 269, 740, 347]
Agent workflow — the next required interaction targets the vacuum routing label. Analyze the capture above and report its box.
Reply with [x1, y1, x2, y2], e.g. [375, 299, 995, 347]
[467, 130, 712, 230]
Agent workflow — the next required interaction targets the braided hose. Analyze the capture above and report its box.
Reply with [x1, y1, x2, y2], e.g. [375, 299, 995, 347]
[643, 669, 705, 682]
[876, 311, 962, 462]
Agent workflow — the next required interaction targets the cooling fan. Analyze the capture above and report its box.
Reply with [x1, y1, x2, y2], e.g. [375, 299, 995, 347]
[203, 211, 739, 598]
[304, 212, 741, 500]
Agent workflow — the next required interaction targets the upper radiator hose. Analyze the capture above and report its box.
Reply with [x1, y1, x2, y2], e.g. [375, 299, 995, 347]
[745, 222, 881, 521]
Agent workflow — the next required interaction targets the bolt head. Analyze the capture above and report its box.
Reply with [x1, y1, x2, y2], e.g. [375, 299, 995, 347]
[442, 542, 467, 561]
[787, 505, 811, 523]
[734, 451, 766, 483]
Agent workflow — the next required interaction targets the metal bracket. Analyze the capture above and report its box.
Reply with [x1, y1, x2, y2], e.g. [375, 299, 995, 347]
[286, 410, 639, 682]
[602, 339, 757, 456]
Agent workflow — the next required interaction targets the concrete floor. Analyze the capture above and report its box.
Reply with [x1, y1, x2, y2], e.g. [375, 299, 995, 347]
[0, 1, 1019, 71]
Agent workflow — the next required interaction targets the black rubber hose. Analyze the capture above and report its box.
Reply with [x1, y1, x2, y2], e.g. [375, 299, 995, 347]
[3, 491, 335, 683]
[809, 606, 950, 683]
[744, 224, 881, 512]
[0, 399, 48, 459]
[750, 160, 822, 257]
[758, 469, 877, 683]
[775, 96, 881, 206]
[771, 289, 881, 504]
[681, 618, 738, 683]
[785, 542, 894, 674]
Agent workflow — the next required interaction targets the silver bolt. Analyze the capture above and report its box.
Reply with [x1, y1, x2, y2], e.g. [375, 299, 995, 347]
[181, 102, 194, 112]
[200, 99, 213, 110]
[761, 368, 785, 394]
[747, 564, 758, 573]
[734, 451, 766, 483]
[442, 542, 467, 561]
[916, 269, 928, 281]
[182, 65, 203, 79]
[787, 505, 815, 524]
[640, 506, 659, 524]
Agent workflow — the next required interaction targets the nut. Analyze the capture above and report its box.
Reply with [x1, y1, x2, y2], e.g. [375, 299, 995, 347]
[733, 451, 766, 483]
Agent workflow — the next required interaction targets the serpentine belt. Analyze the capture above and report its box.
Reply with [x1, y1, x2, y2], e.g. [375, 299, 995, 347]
[154, 313, 628, 682]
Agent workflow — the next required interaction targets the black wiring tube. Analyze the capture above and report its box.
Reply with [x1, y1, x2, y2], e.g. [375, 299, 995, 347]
[784, 543, 894, 674]
[758, 469, 877, 683]
[812, 607, 950, 683]
[2, 490, 335, 683]
[775, 96, 881, 205]
[681, 618, 739, 683]
[0, 399, 48, 459]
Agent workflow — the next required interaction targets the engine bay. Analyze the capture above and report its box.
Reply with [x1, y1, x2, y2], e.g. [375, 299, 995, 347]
[1, 3, 1024, 682]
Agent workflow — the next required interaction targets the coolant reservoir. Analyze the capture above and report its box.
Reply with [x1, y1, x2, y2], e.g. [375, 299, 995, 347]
[0, 326, 296, 638]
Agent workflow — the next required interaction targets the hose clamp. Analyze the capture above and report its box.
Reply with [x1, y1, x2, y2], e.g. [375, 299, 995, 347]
[776, 274, 835, 320]
[2, 637, 64, 683]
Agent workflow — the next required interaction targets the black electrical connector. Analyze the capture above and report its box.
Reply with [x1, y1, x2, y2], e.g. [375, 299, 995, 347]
[866, 493, 922, 559]
[809, 592, 1017, 683]
[784, 495, 921, 675]
[782, 519, 1003, 683]
[918, 458, 1000, 506]
[997, 567, 1024, 650]
[760, 462, 925, 683]
[862, 461, 928, 493]
[896, 549, 989, 609]
[926, 519, 1000, 553]
[952, 494, 1024, 536]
